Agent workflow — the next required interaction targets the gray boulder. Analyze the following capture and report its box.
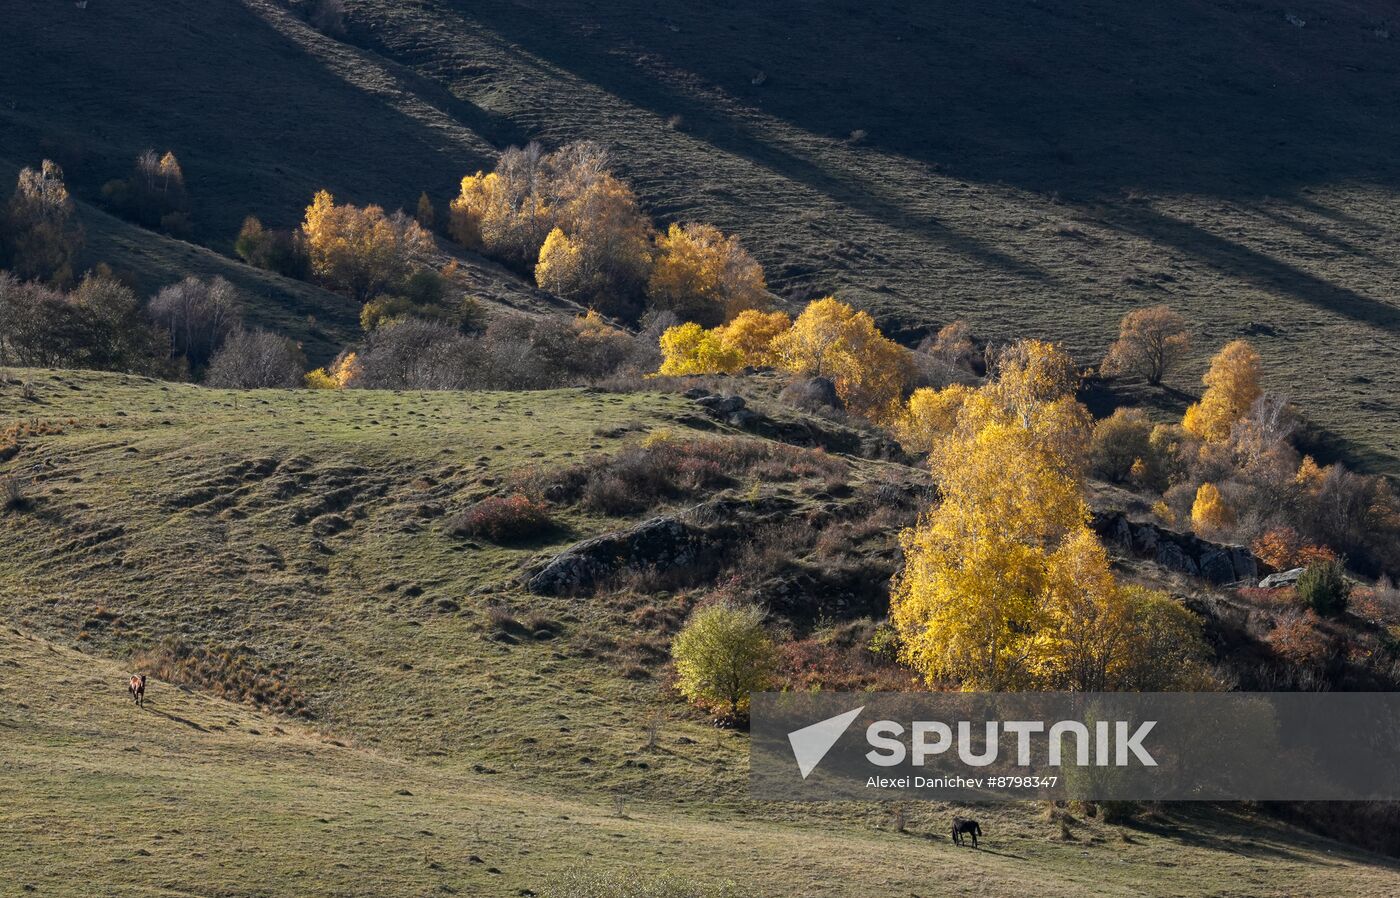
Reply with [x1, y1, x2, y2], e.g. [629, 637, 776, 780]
[1259, 567, 1306, 589]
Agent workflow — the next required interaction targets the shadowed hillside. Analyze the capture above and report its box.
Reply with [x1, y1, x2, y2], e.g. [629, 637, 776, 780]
[3, 0, 1398, 469]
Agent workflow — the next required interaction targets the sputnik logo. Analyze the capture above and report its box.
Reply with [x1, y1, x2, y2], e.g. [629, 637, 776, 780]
[787, 706, 864, 779]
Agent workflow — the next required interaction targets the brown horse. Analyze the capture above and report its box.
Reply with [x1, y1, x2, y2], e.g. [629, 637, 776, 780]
[128, 674, 146, 708]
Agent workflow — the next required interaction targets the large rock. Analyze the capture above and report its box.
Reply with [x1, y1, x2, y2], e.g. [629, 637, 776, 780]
[1092, 510, 1258, 585]
[526, 515, 714, 596]
[1259, 567, 1305, 589]
[526, 496, 798, 596]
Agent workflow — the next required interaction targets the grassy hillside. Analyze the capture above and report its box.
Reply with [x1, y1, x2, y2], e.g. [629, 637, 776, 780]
[4, 370, 1400, 896]
[3, 0, 1398, 469]
[10, 626, 1400, 898]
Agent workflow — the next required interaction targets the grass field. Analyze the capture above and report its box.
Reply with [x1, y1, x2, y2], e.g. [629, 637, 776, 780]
[12, 626, 1400, 898]
[2, 0, 1398, 469]
[3, 370, 1400, 896]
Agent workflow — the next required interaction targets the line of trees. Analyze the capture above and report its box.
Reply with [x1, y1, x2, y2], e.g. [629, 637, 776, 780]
[657, 296, 914, 417]
[448, 141, 769, 324]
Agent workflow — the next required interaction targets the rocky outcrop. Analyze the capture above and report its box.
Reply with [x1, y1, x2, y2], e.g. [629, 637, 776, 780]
[1092, 510, 1258, 585]
[526, 496, 796, 596]
[684, 388, 906, 461]
[527, 515, 714, 596]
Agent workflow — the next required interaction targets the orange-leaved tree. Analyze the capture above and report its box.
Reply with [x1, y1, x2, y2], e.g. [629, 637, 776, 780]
[301, 190, 433, 301]
[1190, 481, 1234, 535]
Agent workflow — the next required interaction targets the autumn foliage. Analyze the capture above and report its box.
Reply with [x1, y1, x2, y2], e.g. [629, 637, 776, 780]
[1100, 304, 1191, 385]
[656, 297, 911, 417]
[1182, 339, 1262, 442]
[770, 297, 913, 416]
[2, 160, 84, 286]
[657, 322, 744, 376]
[646, 222, 768, 325]
[1190, 482, 1234, 535]
[449, 141, 765, 322]
[451, 494, 552, 543]
[890, 338, 1208, 691]
[301, 190, 433, 301]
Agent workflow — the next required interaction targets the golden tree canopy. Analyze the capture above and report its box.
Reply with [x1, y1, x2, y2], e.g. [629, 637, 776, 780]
[770, 297, 913, 417]
[890, 337, 1204, 692]
[657, 322, 744, 376]
[716, 309, 791, 366]
[1191, 481, 1234, 534]
[301, 190, 432, 301]
[1182, 339, 1262, 442]
[646, 222, 768, 325]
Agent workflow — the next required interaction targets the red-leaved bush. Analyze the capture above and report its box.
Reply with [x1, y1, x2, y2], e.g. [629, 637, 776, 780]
[452, 494, 551, 542]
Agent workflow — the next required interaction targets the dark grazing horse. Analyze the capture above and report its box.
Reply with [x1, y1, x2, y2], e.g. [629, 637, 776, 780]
[951, 817, 982, 847]
[129, 674, 146, 708]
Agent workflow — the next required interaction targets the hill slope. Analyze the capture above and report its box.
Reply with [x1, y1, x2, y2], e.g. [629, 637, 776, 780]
[3, 0, 1398, 469]
[4, 371, 1400, 896]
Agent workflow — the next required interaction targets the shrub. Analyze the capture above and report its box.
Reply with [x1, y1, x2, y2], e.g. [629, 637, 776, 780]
[1090, 407, 1156, 484]
[1265, 611, 1336, 667]
[353, 318, 479, 390]
[0, 273, 74, 367]
[1100, 305, 1190, 385]
[1252, 527, 1337, 572]
[671, 602, 776, 716]
[0, 272, 168, 374]
[204, 328, 306, 388]
[358, 276, 476, 333]
[303, 367, 337, 389]
[2, 473, 30, 511]
[451, 494, 551, 542]
[1296, 557, 1350, 617]
[101, 149, 191, 235]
